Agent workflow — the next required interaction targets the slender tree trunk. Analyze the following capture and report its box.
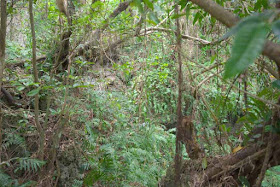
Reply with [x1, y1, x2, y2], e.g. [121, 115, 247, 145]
[174, 3, 183, 186]
[29, 0, 45, 160]
[0, 0, 7, 164]
[243, 71, 248, 109]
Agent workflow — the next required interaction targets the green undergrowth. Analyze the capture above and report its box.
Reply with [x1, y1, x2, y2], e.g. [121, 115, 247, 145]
[262, 166, 280, 187]
[72, 90, 176, 186]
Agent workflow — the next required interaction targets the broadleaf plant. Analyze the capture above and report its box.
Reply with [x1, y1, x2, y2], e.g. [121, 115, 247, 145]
[272, 20, 280, 40]
[272, 80, 280, 90]
[224, 16, 269, 79]
[220, 13, 265, 41]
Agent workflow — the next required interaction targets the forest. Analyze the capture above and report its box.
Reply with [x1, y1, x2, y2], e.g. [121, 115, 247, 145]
[0, 0, 280, 186]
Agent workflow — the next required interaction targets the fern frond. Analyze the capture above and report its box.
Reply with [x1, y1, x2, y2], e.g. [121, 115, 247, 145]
[15, 157, 46, 173]
[2, 132, 26, 150]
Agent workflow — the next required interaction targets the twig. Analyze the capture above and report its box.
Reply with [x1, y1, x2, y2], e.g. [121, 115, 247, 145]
[193, 62, 222, 77]
[259, 59, 279, 79]
[196, 68, 223, 90]
[254, 128, 273, 186]
[155, 9, 174, 28]
[183, 54, 280, 109]
[140, 27, 210, 44]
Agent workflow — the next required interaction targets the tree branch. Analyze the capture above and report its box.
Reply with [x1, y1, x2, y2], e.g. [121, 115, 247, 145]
[140, 27, 210, 44]
[189, 0, 280, 75]
[75, 1, 131, 57]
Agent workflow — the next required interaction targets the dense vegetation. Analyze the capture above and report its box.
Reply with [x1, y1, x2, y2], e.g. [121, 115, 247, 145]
[0, 0, 280, 186]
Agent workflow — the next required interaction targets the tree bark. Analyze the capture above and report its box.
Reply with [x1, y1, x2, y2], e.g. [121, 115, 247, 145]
[0, 0, 7, 164]
[29, 0, 45, 160]
[54, 0, 74, 72]
[174, 4, 183, 186]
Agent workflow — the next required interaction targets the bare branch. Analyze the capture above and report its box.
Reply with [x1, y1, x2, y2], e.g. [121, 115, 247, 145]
[140, 27, 210, 44]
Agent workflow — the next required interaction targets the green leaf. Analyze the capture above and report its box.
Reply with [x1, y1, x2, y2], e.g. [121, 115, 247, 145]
[143, 0, 153, 10]
[27, 88, 40, 96]
[224, 22, 269, 79]
[220, 14, 262, 41]
[42, 85, 54, 90]
[265, 125, 272, 132]
[254, 0, 262, 11]
[132, 0, 143, 13]
[239, 176, 250, 187]
[210, 16, 216, 25]
[148, 12, 160, 25]
[193, 12, 202, 25]
[83, 169, 104, 186]
[91, 1, 103, 9]
[272, 122, 280, 134]
[17, 86, 25, 91]
[254, 0, 268, 11]
[178, 0, 188, 10]
[210, 54, 217, 64]
[272, 80, 280, 90]
[220, 12, 272, 42]
[253, 133, 261, 139]
[272, 20, 280, 40]
[185, 9, 191, 20]
[171, 13, 185, 19]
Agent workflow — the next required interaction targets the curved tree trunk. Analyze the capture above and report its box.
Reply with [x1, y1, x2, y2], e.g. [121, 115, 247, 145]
[162, 127, 280, 186]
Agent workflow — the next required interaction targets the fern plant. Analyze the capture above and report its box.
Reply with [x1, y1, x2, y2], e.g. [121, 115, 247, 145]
[76, 89, 175, 186]
[2, 132, 26, 150]
[0, 169, 37, 187]
[14, 157, 46, 173]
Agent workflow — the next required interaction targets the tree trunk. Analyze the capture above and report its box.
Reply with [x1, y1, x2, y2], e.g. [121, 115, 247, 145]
[29, 0, 45, 160]
[0, 0, 7, 164]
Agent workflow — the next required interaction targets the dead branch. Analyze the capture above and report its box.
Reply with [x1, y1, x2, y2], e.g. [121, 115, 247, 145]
[259, 59, 279, 79]
[6, 55, 47, 68]
[196, 68, 223, 90]
[198, 138, 280, 186]
[140, 27, 211, 44]
[192, 62, 222, 77]
[254, 132, 273, 187]
[184, 53, 280, 109]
